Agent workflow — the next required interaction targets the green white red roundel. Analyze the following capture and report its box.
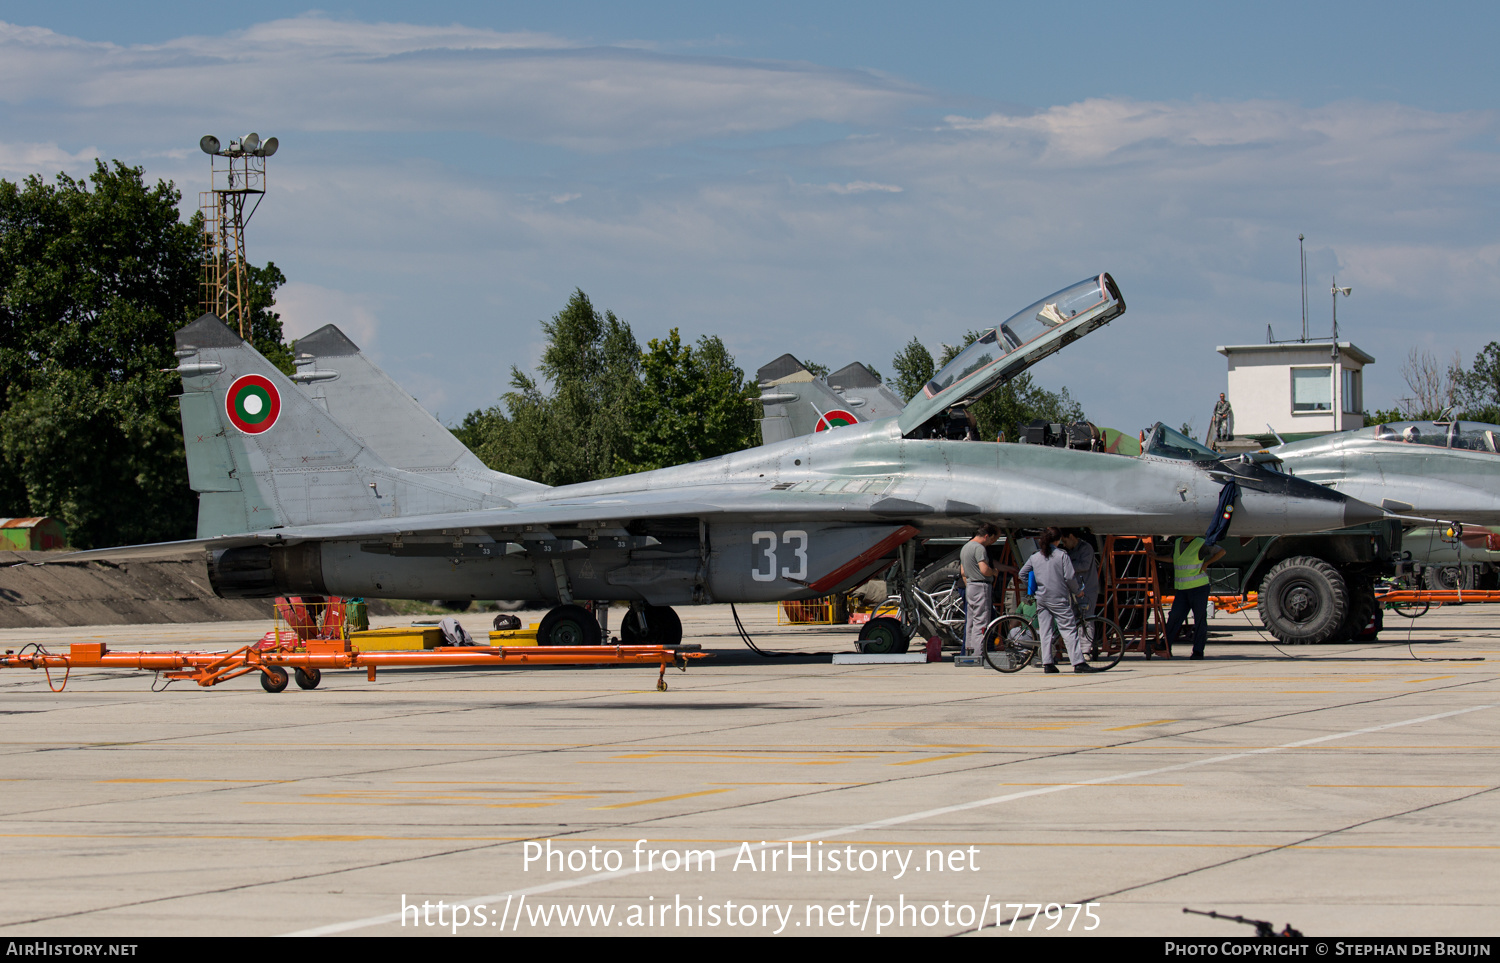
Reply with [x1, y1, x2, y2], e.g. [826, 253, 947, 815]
[226, 374, 281, 434]
[814, 409, 859, 432]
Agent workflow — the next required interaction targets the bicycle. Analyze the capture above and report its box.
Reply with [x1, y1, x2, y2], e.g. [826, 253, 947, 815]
[981, 599, 1125, 673]
[1374, 573, 1429, 619]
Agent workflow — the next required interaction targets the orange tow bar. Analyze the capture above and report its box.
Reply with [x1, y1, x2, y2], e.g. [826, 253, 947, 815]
[0, 640, 706, 693]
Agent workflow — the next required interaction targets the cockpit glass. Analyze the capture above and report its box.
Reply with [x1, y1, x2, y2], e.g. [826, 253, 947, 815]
[1143, 422, 1222, 462]
[922, 275, 1110, 399]
[1374, 420, 1500, 453]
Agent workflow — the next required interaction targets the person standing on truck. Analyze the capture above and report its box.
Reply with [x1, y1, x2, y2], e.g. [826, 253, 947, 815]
[1019, 527, 1092, 673]
[1163, 534, 1227, 659]
[961, 523, 1000, 660]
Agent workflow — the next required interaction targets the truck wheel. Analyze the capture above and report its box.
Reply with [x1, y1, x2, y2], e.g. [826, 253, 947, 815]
[1425, 565, 1472, 591]
[1259, 557, 1349, 644]
[858, 616, 910, 654]
[1342, 577, 1381, 642]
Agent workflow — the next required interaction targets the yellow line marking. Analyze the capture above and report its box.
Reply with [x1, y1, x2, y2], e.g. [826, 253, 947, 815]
[243, 801, 561, 808]
[1404, 676, 1456, 684]
[1104, 720, 1176, 731]
[591, 789, 734, 810]
[890, 753, 981, 766]
[99, 779, 293, 784]
[706, 782, 866, 786]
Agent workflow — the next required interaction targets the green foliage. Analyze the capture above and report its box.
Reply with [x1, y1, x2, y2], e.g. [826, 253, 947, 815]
[1366, 407, 1405, 426]
[0, 160, 288, 547]
[890, 337, 935, 402]
[618, 329, 758, 473]
[464, 290, 639, 486]
[457, 291, 760, 484]
[1453, 342, 1500, 424]
[803, 360, 830, 379]
[932, 330, 1084, 441]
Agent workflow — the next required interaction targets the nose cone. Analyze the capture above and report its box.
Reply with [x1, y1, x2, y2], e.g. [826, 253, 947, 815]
[1341, 495, 1388, 527]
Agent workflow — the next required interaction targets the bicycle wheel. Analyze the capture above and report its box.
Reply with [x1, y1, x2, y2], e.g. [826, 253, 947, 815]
[1080, 617, 1125, 670]
[1390, 600, 1429, 619]
[983, 615, 1037, 673]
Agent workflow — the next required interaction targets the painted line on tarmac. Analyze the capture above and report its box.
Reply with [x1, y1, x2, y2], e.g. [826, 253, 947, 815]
[284, 701, 1494, 937]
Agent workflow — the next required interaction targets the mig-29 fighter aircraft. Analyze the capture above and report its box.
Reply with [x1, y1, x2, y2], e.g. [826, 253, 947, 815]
[68, 273, 1384, 650]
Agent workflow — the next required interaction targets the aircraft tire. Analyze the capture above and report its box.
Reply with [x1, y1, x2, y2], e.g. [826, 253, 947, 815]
[538, 604, 603, 646]
[260, 666, 289, 693]
[1425, 564, 1472, 592]
[1259, 556, 1349, 644]
[857, 616, 909, 654]
[294, 667, 322, 690]
[621, 605, 683, 646]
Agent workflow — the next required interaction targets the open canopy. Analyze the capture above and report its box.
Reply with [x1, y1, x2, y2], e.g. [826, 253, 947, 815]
[898, 273, 1124, 436]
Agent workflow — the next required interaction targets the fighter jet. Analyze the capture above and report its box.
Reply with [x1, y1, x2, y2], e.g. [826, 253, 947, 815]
[1268, 419, 1500, 526]
[71, 273, 1383, 649]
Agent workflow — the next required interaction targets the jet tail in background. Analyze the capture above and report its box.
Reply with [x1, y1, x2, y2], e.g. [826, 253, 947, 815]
[173, 314, 505, 538]
[756, 355, 906, 444]
[291, 324, 548, 499]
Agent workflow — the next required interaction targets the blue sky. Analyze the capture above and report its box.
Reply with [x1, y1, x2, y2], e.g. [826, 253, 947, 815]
[1, 2, 1496, 432]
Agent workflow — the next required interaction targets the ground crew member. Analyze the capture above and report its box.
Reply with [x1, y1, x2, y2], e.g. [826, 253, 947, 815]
[961, 523, 1000, 660]
[1019, 527, 1091, 673]
[1163, 534, 1226, 659]
[1060, 530, 1099, 617]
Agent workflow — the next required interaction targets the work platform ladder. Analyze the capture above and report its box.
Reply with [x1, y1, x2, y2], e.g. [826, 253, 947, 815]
[1103, 535, 1173, 658]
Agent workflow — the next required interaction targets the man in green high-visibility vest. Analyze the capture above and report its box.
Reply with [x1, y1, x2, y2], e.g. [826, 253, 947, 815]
[1162, 535, 1226, 659]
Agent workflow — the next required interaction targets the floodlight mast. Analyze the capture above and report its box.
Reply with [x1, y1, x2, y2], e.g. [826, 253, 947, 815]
[199, 133, 275, 340]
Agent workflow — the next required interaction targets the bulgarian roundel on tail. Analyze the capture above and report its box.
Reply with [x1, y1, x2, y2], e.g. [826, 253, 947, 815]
[225, 374, 281, 434]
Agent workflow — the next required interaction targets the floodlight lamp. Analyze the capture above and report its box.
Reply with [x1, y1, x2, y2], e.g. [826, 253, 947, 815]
[1337, 286, 1352, 297]
[242, 133, 261, 153]
[259, 136, 278, 157]
[199, 135, 221, 155]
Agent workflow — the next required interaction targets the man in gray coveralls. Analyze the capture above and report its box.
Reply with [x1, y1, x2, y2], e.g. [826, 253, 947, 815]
[962, 523, 1000, 658]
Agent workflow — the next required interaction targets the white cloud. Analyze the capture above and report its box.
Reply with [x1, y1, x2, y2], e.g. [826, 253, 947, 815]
[274, 281, 381, 347]
[0, 140, 102, 179]
[820, 181, 903, 194]
[0, 16, 928, 151]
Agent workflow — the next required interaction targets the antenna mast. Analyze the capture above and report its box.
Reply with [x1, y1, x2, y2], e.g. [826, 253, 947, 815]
[198, 133, 277, 340]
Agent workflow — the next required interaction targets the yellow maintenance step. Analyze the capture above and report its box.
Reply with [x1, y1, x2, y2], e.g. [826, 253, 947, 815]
[348, 624, 541, 650]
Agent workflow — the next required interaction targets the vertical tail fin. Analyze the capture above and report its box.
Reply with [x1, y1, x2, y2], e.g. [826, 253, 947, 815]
[173, 314, 502, 538]
[291, 324, 547, 498]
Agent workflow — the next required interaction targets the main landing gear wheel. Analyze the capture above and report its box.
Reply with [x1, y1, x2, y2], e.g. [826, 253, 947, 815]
[538, 604, 603, 646]
[983, 615, 1038, 673]
[620, 605, 683, 646]
[260, 666, 289, 693]
[294, 667, 321, 690]
[858, 616, 910, 654]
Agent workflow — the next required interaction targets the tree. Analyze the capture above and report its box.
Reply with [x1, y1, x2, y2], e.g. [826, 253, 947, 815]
[1396, 347, 1461, 419]
[0, 161, 288, 547]
[617, 330, 758, 473]
[465, 290, 640, 486]
[458, 291, 761, 484]
[890, 337, 935, 402]
[1453, 341, 1500, 424]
